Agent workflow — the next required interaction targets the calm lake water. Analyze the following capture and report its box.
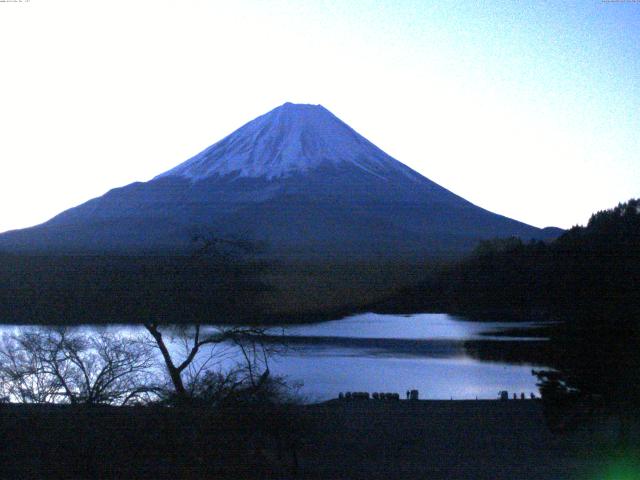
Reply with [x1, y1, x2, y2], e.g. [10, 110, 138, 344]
[264, 313, 550, 402]
[1, 313, 551, 402]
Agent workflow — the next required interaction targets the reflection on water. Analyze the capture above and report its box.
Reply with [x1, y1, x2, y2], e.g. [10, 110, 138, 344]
[260, 313, 551, 401]
[271, 353, 541, 402]
[0, 313, 552, 402]
[278, 312, 547, 341]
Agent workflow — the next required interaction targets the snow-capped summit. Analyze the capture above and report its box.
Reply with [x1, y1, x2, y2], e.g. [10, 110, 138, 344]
[0, 103, 562, 256]
[156, 102, 417, 181]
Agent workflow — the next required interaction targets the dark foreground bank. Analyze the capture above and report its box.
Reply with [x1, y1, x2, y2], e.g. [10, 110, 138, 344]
[1, 399, 634, 480]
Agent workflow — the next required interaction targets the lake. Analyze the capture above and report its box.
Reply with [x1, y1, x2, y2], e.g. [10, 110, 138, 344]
[262, 313, 551, 402]
[0, 313, 552, 402]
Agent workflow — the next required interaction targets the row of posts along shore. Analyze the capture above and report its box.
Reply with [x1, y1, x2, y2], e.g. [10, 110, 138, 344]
[336, 390, 539, 401]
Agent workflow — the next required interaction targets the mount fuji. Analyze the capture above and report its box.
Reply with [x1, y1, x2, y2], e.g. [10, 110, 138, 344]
[0, 103, 561, 257]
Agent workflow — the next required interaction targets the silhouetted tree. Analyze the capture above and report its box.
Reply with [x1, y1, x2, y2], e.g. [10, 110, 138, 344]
[533, 314, 640, 447]
[141, 235, 278, 404]
[397, 199, 640, 446]
[0, 328, 158, 405]
[143, 323, 281, 405]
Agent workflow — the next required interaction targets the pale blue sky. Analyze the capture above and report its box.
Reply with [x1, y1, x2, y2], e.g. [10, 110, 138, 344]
[0, 0, 638, 232]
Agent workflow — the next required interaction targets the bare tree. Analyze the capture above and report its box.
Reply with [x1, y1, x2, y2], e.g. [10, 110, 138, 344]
[0, 328, 158, 405]
[142, 323, 284, 405]
[142, 235, 285, 405]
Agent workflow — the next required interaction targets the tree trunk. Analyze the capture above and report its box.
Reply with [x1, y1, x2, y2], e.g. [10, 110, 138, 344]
[144, 324, 187, 398]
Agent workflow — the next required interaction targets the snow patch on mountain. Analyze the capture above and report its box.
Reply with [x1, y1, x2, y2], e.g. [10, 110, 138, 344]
[155, 103, 420, 182]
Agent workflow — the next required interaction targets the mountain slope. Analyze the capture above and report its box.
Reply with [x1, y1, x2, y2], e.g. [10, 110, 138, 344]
[155, 102, 422, 182]
[0, 103, 561, 257]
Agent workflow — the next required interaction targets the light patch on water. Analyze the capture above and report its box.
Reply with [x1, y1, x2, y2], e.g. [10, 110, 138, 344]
[0, 313, 549, 402]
